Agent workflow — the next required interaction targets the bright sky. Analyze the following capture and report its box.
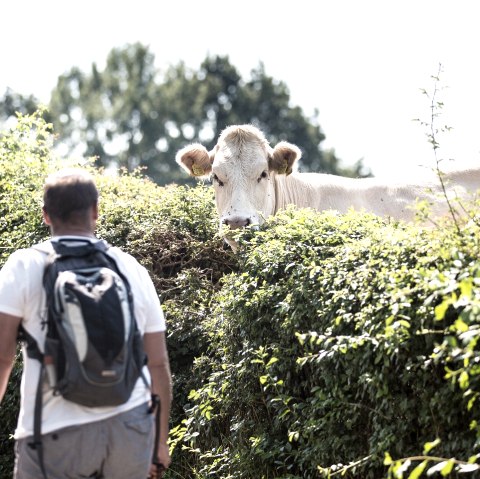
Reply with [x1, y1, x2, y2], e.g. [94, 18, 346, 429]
[1, 0, 479, 178]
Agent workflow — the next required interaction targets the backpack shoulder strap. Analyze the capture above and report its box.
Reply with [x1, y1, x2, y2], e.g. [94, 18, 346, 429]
[32, 237, 109, 257]
[50, 238, 107, 257]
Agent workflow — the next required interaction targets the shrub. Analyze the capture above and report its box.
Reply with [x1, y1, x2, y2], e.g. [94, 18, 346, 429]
[175, 208, 480, 478]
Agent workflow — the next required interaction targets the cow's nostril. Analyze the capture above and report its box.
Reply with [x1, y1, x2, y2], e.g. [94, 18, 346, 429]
[223, 217, 250, 229]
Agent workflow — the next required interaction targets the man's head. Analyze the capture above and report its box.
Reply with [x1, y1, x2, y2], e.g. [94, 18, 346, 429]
[43, 169, 99, 235]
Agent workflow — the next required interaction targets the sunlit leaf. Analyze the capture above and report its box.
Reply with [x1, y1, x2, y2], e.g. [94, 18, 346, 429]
[407, 460, 428, 479]
[423, 438, 441, 454]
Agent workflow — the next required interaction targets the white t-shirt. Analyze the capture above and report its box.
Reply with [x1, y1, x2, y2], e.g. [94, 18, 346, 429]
[0, 236, 166, 439]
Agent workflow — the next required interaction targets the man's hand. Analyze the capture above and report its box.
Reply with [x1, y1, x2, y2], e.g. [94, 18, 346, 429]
[148, 443, 170, 478]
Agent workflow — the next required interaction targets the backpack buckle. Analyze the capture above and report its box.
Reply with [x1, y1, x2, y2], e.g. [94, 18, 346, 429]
[148, 394, 160, 414]
[27, 439, 42, 450]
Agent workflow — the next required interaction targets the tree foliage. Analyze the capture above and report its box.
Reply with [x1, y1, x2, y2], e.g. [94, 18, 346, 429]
[1, 43, 367, 185]
[0, 88, 40, 125]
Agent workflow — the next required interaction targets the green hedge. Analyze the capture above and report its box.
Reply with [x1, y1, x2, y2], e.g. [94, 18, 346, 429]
[1, 113, 479, 479]
[174, 209, 480, 478]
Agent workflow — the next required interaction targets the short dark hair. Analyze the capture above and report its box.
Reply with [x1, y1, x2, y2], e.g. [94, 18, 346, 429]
[43, 169, 99, 223]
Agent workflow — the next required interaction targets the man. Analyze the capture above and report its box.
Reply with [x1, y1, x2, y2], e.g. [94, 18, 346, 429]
[0, 169, 172, 478]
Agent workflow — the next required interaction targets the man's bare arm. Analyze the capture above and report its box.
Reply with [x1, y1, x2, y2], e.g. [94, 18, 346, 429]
[0, 312, 22, 403]
[144, 331, 173, 472]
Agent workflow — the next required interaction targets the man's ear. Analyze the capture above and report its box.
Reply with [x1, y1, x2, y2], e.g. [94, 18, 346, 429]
[269, 141, 302, 175]
[176, 144, 214, 178]
[42, 207, 52, 226]
[92, 202, 99, 221]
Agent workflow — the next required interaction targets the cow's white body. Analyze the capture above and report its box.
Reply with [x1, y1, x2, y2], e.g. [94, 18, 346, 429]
[176, 124, 479, 245]
[272, 171, 477, 219]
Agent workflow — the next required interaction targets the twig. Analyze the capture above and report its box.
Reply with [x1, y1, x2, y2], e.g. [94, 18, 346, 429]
[428, 64, 462, 235]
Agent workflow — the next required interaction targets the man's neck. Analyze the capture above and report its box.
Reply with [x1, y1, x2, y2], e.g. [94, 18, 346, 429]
[50, 227, 96, 238]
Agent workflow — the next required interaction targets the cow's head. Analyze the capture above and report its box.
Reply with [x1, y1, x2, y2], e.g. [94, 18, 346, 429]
[176, 124, 301, 246]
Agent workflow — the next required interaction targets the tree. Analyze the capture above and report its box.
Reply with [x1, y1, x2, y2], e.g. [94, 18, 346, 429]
[3, 43, 368, 184]
[160, 56, 341, 175]
[0, 88, 42, 124]
[49, 43, 165, 174]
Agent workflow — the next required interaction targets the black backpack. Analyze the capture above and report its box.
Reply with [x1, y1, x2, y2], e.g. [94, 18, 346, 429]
[19, 238, 157, 478]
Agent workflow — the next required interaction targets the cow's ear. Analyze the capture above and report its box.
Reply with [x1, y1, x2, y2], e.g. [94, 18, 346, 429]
[176, 144, 213, 178]
[269, 141, 301, 176]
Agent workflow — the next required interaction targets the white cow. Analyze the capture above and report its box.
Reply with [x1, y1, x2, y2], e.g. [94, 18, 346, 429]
[176, 124, 480, 245]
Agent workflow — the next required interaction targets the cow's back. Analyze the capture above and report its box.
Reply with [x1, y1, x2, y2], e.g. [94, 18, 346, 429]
[444, 168, 480, 193]
[275, 170, 478, 221]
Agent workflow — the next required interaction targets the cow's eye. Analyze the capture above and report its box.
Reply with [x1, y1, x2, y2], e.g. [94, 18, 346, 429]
[258, 171, 268, 182]
[212, 174, 224, 187]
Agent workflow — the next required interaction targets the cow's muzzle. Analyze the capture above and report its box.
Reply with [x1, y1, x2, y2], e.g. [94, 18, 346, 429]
[222, 216, 251, 229]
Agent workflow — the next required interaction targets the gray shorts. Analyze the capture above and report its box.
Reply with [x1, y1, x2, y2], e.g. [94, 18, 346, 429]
[14, 402, 154, 479]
